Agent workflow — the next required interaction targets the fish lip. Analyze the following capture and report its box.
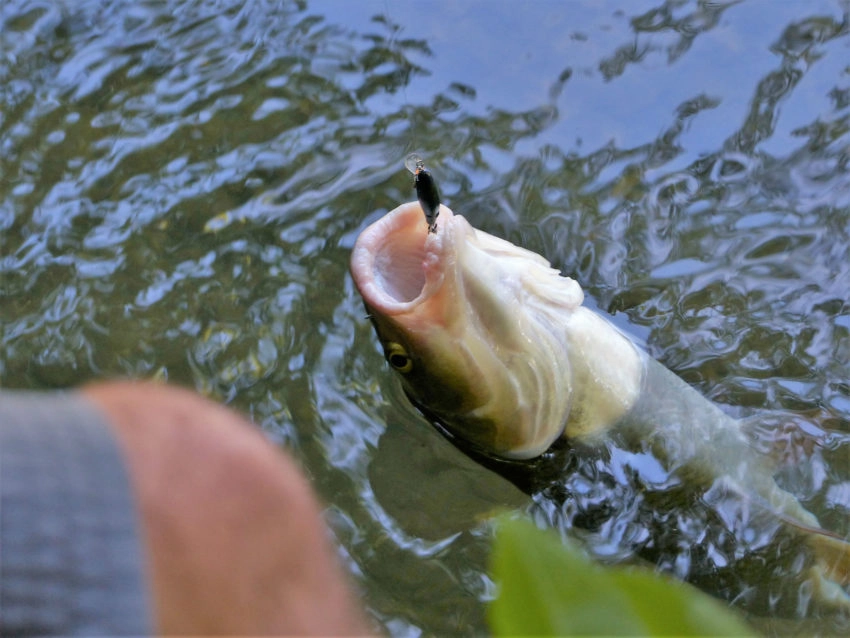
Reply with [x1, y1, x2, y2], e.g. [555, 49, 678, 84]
[350, 201, 455, 315]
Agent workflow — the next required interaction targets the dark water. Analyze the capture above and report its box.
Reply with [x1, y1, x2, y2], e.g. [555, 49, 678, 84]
[2, 0, 850, 634]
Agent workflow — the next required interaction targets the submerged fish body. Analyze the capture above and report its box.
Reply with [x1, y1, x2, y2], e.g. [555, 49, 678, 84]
[350, 201, 850, 608]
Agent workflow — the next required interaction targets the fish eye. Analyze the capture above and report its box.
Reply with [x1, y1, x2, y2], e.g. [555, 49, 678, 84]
[385, 342, 413, 373]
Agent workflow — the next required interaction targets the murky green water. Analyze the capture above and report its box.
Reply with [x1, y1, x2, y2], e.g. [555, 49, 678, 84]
[2, 0, 850, 635]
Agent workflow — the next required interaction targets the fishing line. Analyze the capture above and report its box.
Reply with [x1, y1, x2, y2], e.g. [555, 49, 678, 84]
[381, 0, 418, 159]
[381, 0, 440, 233]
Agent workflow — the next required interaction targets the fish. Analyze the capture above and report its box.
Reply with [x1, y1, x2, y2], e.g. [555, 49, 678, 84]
[350, 200, 850, 610]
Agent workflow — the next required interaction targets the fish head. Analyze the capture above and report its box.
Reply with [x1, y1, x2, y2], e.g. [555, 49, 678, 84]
[351, 202, 584, 460]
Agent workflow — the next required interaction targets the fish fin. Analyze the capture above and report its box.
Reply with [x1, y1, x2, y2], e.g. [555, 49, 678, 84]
[747, 491, 850, 605]
[784, 521, 850, 609]
[777, 512, 850, 586]
[713, 466, 850, 606]
[806, 530, 850, 587]
[808, 564, 850, 609]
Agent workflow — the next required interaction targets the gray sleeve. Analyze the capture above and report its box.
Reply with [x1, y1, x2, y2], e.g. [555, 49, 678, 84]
[1, 390, 153, 637]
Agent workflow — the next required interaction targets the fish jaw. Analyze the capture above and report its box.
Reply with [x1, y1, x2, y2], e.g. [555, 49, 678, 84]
[350, 202, 448, 321]
[351, 201, 587, 459]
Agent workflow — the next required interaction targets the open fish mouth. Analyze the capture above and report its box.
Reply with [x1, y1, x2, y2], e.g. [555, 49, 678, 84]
[350, 201, 453, 314]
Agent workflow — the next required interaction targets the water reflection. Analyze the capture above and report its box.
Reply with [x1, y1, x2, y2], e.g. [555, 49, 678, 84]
[2, 0, 850, 634]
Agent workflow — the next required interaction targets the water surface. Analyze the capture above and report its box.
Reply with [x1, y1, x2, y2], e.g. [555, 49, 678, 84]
[2, 1, 850, 635]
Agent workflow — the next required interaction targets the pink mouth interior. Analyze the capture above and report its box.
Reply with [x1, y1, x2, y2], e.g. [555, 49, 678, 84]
[352, 203, 448, 311]
[374, 230, 428, 303]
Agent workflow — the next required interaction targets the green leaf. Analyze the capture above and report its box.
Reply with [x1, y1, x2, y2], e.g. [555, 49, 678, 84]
[489, 517, 756, 637]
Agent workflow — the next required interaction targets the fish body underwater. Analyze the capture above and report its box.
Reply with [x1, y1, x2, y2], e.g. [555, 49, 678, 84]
[350, 201, 850, 610]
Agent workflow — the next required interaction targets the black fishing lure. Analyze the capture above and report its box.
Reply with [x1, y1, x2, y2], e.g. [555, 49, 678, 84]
[405, 153, 440, 233]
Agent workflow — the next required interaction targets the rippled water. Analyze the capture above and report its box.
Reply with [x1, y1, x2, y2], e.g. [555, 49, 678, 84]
[2, 0, 850, 635]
